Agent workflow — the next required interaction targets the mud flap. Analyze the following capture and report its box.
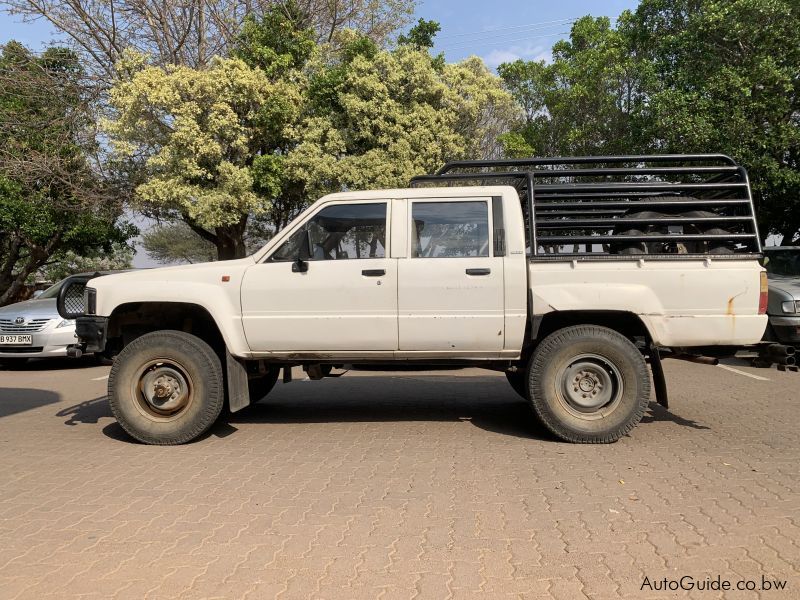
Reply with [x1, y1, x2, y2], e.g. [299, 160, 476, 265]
[649, 345, 669, 409]
[226, 350, 250, 413]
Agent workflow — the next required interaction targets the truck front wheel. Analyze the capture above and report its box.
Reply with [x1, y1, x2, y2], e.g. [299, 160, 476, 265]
[108, 330, 225, 445]
[527, 325, 651, 443]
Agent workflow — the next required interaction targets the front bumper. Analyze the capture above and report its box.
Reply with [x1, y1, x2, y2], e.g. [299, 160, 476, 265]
[769, 315, 800, 344]
[74, 316, 109, 354]
[0, 326, 78, 358]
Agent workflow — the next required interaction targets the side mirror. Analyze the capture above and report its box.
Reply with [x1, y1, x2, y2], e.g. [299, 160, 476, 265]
[292, 229, 312, 273]
[292, 258, 308, 273]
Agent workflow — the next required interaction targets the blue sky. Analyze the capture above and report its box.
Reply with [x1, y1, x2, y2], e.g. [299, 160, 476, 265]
[1, 0, 641, 64]
[422, 0, 640, 67]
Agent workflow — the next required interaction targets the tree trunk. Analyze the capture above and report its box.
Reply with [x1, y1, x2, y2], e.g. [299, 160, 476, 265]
[0, 233, 60, 306]
[213, 216, 249, 260]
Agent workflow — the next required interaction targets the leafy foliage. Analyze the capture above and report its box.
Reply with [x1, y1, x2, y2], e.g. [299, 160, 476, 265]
[0, 42, 134, 305]
[141, 223, 218, 265]
[498, 16, 643, 157]
[286, 37, 520, 198]
[37, 244, 133, 282]
[104, 52, 295, 258]
[626, 0, 800, 243]
[107, 9, 518, 260]
[397, 18, 441, 49]
[498, 1, 800, 243]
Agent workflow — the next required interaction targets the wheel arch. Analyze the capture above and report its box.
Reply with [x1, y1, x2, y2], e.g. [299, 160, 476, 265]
[533, 310, 653, 346]
[106, 301, 229, 358]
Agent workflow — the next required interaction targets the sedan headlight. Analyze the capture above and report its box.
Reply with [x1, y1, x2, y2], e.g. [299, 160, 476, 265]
[56, 318, 76, 328]
[781, 301, 799, 314]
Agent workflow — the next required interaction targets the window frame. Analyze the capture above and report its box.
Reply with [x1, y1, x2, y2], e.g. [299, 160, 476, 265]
[265, 200, 390, 263]
[408, 198, 494, 260]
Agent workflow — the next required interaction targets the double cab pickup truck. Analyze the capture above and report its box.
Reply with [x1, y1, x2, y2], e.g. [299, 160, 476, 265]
[58, 155, 772, 445]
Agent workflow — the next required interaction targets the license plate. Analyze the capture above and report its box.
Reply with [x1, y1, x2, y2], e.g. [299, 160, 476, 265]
[0, 334, 32, 345]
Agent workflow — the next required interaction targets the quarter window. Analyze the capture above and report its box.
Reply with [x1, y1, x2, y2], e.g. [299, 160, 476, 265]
[411, 201, 490, 258]
[271, 203, 387, 261]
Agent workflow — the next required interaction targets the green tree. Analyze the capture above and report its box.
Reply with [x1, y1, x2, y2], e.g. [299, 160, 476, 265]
[498, 1, 799, 243]
[498, 16, 643, 157]
[397, 18, 441, 49]
[141, 223, 218, 265]
[37, 243, 134, 282]
[234, 3, 318, 232]
[104, 52, 297, 259]
[625, 0, 800, 243]
[286, 37, 520, 197]
[0, 42, 135, 306]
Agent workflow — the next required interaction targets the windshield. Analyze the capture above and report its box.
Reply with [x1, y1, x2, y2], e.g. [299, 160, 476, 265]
[36, 278, 68, 299]
[764, 250, 800, 276]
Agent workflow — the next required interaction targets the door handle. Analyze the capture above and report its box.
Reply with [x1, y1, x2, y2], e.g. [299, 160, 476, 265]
[362, 269, 386, 277]
[466, 268, 491, 276]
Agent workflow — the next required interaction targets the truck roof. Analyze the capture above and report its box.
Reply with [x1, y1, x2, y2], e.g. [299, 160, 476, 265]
[319, 186, 519, 202]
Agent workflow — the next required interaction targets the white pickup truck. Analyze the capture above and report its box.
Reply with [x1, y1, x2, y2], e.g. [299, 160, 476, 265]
[58, 155, 773, 445]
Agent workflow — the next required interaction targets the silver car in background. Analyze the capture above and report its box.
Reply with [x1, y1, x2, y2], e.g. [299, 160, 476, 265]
[0, 273, 114, 367]
[763, 246, 800, 345]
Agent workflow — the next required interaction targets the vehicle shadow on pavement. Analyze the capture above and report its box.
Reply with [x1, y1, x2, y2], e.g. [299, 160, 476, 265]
[641, 402, 710, 430]
[2, 357, 108, 371]
[56, 395, 113, 426]
[225, 376, 549, 442]
[51, 378, 712, 444]
[0, 388, 61, 418]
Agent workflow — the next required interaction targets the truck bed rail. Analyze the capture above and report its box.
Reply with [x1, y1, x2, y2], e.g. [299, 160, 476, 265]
[410, 154, 761, 260]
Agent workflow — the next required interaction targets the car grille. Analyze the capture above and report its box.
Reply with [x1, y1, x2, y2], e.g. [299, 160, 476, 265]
[0, 318, 52, 333]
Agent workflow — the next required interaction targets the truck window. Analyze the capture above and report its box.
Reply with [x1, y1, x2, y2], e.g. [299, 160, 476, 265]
[271, 203, 387, 261]
[411, 201, 489, 258]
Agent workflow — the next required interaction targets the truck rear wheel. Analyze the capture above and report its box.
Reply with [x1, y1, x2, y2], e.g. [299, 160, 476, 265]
[527, 325, 651, 443]
[108, 330, 224, 445]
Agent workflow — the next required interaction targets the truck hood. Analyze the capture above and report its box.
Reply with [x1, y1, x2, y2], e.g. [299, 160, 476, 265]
[88, 257, 256, 288]
[768, 275, 800, 299]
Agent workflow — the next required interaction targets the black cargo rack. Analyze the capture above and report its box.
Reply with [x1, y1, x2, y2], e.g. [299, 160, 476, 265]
[410, 154, 762, 260]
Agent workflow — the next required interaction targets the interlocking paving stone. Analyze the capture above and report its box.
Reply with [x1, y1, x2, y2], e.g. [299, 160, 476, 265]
[0, 359, 798, 599]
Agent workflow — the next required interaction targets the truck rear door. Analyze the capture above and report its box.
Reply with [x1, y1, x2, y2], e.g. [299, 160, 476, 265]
[397, 197, 505, 352]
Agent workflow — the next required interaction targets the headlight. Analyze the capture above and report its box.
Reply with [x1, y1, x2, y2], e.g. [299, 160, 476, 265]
[56, 319, 76, 328]
[781, 301, 798, 314]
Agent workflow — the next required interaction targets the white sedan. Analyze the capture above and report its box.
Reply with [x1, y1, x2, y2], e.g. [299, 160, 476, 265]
[0, 274, 111, 367]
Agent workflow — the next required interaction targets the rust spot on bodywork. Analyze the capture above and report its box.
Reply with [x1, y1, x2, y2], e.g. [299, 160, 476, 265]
[727, 297, 736, 316]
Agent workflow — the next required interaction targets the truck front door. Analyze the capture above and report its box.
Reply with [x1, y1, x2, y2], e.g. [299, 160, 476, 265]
[240, 201, 398, 352]
[398, 198, 505, 352]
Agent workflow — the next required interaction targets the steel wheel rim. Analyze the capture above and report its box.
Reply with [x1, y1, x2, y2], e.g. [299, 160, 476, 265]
[131, 359, 194, 422]
[556, 353, 623, 420]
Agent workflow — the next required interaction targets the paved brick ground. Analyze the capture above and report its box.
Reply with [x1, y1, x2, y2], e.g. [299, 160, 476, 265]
[0, 359, 798, 599]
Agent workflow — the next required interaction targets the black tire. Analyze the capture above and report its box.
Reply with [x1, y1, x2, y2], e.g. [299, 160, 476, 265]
[527, 325, 651, 443]
[248, 366, 280, 402]
[108, 330, 224, 445]
[612, 197, 734, 255]
[612, 210, 664, 255]
[0, 357, 28, 369]
[505, 370, 528, 399]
